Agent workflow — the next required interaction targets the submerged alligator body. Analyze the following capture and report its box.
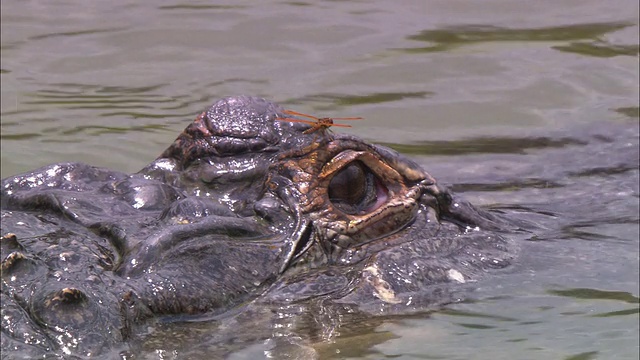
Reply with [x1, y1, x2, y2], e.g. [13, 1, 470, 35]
[1, 96, 516, 357]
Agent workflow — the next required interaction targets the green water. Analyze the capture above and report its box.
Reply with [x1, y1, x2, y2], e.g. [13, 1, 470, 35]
[1, 1, 638, 359]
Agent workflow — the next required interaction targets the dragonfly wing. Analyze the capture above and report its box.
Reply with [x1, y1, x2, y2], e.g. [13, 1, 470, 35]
[282, 110, 319, 120]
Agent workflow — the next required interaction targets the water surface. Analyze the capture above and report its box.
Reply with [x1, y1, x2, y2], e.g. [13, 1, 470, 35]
[1, 1, 638, 359]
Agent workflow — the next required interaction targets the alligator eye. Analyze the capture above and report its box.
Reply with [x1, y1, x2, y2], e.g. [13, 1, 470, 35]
[328, 161, 388, 215]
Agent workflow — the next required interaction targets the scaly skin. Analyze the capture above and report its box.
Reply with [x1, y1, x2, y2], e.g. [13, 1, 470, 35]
[1, 96, 516, 357]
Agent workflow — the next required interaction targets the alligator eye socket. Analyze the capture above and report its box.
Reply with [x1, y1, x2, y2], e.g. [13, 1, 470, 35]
[328, 161, 387, 215]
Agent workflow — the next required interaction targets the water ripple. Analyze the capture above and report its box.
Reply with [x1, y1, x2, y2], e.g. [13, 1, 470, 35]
[547, 288, 639, 304]
[400, 22, 634, 54]
[379, 136, 588, 156]
[284, 92, 432, 109]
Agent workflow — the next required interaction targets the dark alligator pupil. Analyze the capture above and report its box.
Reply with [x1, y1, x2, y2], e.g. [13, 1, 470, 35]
[328, 161, 381, 215]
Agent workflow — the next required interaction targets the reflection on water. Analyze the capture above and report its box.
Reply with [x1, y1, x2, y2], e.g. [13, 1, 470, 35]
[28, 27, 126, 41]
[1, 0, 638, 359]
[614, 106, 640, 118]
[285, 91, 433, 108]
[548, 288, 639, 304]
[553, 41, 639, 58]
[379, 136, 588, 155]
[402, 22, 634, 53]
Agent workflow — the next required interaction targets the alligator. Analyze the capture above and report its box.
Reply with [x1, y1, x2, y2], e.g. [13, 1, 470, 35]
[0, 95, 516, 357]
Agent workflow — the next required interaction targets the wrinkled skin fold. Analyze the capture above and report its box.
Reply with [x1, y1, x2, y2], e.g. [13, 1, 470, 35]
[1, 96, 517, 357]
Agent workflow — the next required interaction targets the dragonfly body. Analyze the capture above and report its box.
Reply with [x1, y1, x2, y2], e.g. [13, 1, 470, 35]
[276, 109, 362, 134]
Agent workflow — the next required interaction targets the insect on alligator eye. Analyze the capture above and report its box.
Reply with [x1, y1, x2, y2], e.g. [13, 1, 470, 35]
[276, 109, 363, 134]
[328, 161, 389, 215]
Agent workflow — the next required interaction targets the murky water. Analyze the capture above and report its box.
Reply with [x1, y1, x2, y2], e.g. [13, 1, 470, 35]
[1, 0, 638, 359]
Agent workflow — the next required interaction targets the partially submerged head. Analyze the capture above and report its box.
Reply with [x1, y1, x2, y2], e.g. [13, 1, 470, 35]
[0, 96, 517, 358]
[138, 95, 516, 309]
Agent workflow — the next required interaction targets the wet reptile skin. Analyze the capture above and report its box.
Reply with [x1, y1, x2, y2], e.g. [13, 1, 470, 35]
[1, 96, 516, 357]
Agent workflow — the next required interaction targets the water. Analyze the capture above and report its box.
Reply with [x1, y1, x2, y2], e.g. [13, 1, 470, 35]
[1, 0, 638, 359]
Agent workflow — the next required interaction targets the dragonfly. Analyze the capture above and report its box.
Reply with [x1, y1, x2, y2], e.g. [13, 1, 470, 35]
[276, 109, 363, 134]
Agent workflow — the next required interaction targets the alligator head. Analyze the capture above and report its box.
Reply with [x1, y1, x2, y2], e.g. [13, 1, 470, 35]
[128, 95, 515, 311]
[1, 96, 515, 357]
